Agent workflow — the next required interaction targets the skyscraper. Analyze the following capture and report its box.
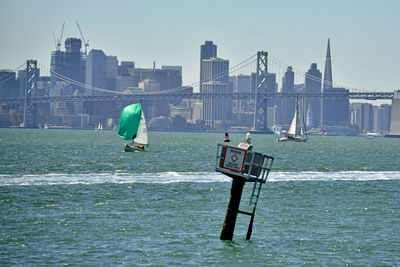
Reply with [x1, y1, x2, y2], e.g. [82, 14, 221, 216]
[322, 39, 333, 125]
[321, 39, 350, 126]
[387, 90, 400, 137]
[50, 38, 86, 95]
[305, 63, 322, 127]
[324, 87, 349, 126]
[85, 49, 119, 121]
[281, 66, 295, 126]
[85, 49, 108, 96]
[50, 38, 86, 117]
[201, 57, 231, 128]
[200, 41, 217, 93]
[322, 38, 333, 92]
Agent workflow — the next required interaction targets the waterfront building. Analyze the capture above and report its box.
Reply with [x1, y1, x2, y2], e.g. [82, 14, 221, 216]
[350, 102, 373, 133]
[388, 90, 400, 137]
[376, 104, 391, 133]
[200, 41, 217, 93]
[324, 87, 349, 126]
[305, 63, 322, 127]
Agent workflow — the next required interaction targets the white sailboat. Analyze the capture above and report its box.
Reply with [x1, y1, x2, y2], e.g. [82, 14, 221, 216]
[95, 123, 103, 131]
[278, 96, 308, 142]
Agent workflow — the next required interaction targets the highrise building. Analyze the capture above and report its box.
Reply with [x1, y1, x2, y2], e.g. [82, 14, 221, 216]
[265, 73, 277, 109]
[0, 70, 17, 98]
[230, 74, 251, 112]
[305, 63, 322, 127]
[85, 49, 118, 122]
[387, 90, 400, 137]
[322, 38, 334, 125]
[50, 38, 86, 95]
[201, 57, 231, 128]
[118, 61, 135, 76]
[200, 41, 217, 93]
[377, 104, 391, 133]
[322, 39, 333, 92]
[50, 38, 86, 118]
[280, 66, 295, 126]
[128, 65, 183, 118]
[162, 66, 182, 77]
[324, 87, 349, 126]
[85, 49, 108, 96]
[350, 102, 373, 133]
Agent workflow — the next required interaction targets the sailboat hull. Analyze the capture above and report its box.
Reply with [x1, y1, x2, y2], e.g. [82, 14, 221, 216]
[124, 143, 145, 152]
[278, 136, 307, 142]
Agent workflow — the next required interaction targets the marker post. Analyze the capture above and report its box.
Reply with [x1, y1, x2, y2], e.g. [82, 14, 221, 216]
[215, 143, 274, 240]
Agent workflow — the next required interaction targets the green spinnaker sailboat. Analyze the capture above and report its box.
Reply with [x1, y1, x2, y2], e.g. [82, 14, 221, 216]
[118, 103, 148, 151]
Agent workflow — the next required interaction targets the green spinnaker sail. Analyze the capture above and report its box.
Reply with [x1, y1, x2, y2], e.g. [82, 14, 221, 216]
[118, 103, 142, 140]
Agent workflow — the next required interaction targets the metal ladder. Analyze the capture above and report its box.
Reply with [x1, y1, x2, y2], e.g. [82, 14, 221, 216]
[249, 156, 273, 207]
[249, 177, 263, 207]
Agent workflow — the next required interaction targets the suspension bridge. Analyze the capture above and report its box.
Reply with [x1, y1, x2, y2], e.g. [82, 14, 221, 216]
[0, 52, 396, 129]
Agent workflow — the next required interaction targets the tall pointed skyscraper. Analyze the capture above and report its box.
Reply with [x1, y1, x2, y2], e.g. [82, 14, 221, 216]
[321, 39, 349, 126]
[322, 38, 333, 91]
[321, 38, 333, 126]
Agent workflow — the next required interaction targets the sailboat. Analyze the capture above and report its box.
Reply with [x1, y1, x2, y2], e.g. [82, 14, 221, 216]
[118, 103, 148, 152]
[95, 123, 103, 131]
[278, 95, 308, 142]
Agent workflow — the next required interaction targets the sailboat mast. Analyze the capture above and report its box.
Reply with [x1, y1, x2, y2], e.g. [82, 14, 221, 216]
[296, 95, 299, 137]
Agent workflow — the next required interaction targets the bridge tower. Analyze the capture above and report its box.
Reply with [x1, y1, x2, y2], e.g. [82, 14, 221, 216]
[253, 51, 268, 131]
[23, 60, 38, 128]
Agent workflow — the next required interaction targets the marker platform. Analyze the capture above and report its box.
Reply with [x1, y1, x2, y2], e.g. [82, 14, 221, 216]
[215, 143, 274, 240]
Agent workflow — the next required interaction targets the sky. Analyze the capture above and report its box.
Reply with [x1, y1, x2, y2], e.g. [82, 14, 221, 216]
[1, 0, 399, 92]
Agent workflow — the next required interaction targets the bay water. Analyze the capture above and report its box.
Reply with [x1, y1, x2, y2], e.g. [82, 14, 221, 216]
[1, 129, 399, 265]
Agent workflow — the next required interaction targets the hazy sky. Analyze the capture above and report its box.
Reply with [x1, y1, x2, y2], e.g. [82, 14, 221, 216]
[1, 0, 399, 92]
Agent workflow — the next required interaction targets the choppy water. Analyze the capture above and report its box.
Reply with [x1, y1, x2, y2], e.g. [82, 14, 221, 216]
[1, 129, 400, 265]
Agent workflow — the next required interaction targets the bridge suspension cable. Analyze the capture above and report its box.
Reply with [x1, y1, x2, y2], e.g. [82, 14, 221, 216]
[37, 53, 258, 96]
[267, 54, 368, 93]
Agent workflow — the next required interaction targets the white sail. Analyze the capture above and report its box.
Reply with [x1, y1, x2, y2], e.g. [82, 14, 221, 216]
[133, 110, 148, 145]
[287, 110, 297, 135]
[96, 123, 103, 130]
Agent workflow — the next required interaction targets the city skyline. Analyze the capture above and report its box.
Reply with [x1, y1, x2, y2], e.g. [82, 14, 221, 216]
[1, 0, 399, 92]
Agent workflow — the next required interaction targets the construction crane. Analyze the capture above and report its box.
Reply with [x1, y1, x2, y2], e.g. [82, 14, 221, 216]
[52, 22, 65, 51]
[76, 21, 89, 55]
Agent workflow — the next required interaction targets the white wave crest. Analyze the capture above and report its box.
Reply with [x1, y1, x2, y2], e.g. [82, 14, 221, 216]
[268, 171, 400, 182]
[0, 171, 399, 186]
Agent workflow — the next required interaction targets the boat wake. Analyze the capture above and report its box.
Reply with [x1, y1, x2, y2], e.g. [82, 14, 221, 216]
[0, 171, 399, 186]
